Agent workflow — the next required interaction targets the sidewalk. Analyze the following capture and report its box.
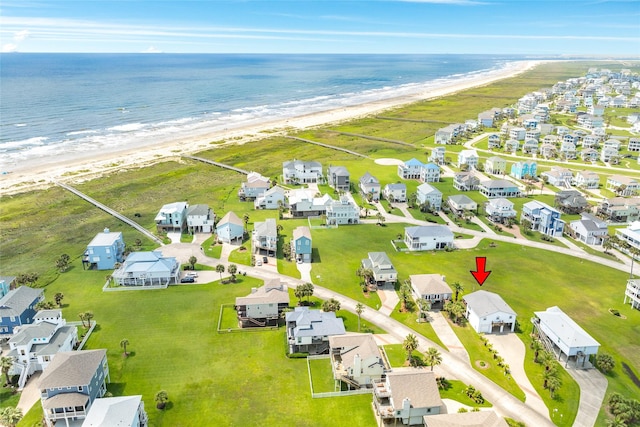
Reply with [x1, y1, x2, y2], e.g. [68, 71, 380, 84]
[428, 311, 470, 363]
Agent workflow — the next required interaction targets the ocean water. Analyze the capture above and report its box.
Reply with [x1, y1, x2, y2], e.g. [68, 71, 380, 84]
[0, 53, 529, 172]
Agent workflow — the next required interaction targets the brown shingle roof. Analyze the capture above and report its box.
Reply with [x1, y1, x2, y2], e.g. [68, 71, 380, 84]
[39, 349, 106, 389]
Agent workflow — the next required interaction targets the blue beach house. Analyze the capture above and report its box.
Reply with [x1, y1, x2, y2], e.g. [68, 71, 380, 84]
[521, 201, 565, 237]
[83, 228, 125, 270]
[216, 211, 245, 244]
[398, 158, 425, 180]
[510, 161, 537, 179]
[292, 226, 312, 263]
[155, 201, 188, 233]
[0, 286, 44, 336]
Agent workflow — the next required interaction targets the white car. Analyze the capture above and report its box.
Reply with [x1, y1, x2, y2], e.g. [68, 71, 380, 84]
[186, 272, 198, 278]
[256, 259, 263, 266]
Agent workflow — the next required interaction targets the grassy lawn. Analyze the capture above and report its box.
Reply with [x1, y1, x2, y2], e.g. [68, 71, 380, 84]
[383, 344, 422, 368]
[440, 379, 493, 408]
[308, 357, 336, 393]
[16, 268, 375, 427]
[446, 320, 526, 402]
[389, 308, 447, 350]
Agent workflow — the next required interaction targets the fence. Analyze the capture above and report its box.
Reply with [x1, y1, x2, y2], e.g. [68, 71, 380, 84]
[216, 304, 279, 333]
[306, 355, 373, 398]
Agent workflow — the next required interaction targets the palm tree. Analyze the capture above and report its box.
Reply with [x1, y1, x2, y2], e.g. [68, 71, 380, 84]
[120, 338, 130, 356]
[155, 390, 169, 409]
[188, 256, 197, 270]
[452, 282, 464, 301]
[603, 237, 613, 254]
[215, 264, 225, 280]
[425, 347, 442, 371]
[355, 303, 365, 331]
[85, 311, 94, 328]
[294, 284, 305, 305]
[243, 213, 250, 231]
[399, 281, 412, 312]
[538, 350, 555, 371]
[542, 366, 558, 389]
[227, 264, 238, 281]
[531, 340, 544, 363]
[1, 356, 13, 386]
[302, 282, 314, 303]
[0, 407, 23, 427]
[79, 312, 88, 328]
[54, 292, 64, 307]
[546, 374, 562, 398]
[402, 333, 418, 364]
[417, 298, 431, 321]
[595, 353, 615, 373]
[376, 212, 385, 226]
[606, 415, 629, 427]
[322, 298, 340, 312]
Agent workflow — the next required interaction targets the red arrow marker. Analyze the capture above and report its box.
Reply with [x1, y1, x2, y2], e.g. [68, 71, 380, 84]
[470, 257, 491, 286]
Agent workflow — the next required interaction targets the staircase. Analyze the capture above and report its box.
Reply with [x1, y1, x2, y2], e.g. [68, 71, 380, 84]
[338, 375, 361, 390]
[17, 361, 32, 390]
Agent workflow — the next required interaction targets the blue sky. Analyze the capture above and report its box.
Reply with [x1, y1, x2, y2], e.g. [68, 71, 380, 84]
[1, 1, 638, 55]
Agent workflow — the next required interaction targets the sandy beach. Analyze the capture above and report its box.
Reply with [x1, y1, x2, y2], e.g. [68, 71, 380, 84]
[0, 60, 541, 196]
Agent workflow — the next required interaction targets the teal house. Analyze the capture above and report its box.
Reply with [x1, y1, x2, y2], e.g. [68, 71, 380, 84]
[83, 228, 125, 270]
[510, 161, 537, 179]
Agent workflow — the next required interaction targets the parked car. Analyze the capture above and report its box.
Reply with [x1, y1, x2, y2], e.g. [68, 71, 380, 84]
[186, 272, 198, 278]
[256, 259, 262, 266]
[180, 276, 195, 283]
[263, 256, 268, 264]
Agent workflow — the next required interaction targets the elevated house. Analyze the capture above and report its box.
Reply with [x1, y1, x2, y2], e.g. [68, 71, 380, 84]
[254, 186, 286, 210]
[327, 166, 350, 192]
[504, 139, 519, 153]
[361, 252, 397, 287]
[186, 204, 215, 234]
[457, 150, 479, 170]
[532, 306, 600, 367]
[447, 195, 477, 217]
[154, 202, 188, 233]
[598, 197, 640, 222]
[216, 211, 245, 244]
[252, 218, 278, 256]
[329, 334, 386, 389]
[410, 274, 452, 309]
[487, 133, 502, 149]
[573, 170, 600, 189]
[0, 276, 15, 298]
[373, 369, 443, 425]
[404, 226, 453, 251]
[463, 290, 516, 334]
[434, 123, 464, 144]
[453, 172, 480, 192]
[423, 410, 509, 427]
[238, 172, 270, 200]
[111, 251, 180, 287]
[235, 279, 290, 327]
[510, 161, 537, 179]
[580, 148, 599, 162]
[568, 213, 608, 245]
[479, 179, 521, 199]
[39, 349, 110, 427]
[420, 163, 441, 183]
[285, 307, 345, 354]
[288, 189, 331, 218]
[521, 201, 564, 237]
[7, 310, 78, 390]
[292, 226, 312, 263]
[624, 279, 640, 310]
[416, 183, 442, 211]
[0, 286, 44, 336]
[282, 160, 323, 184]
[606, 175, 639, 196]
[554, 190, 589, 214]
[541, 167, 573, 188]
[600, 147, 619, 163]
[326, 197, 360, 225]
[429, 147, 446, 165]
[397, 158, 425, 180]
[359, 173, 381, 202]
[83, 228, 125, 271]
[383, 183, 407, 203]
[82, 395, 148, 427]
[485, 198, 517, 224]
[615, 221, 640, 252]
[484, 157, 506, 175]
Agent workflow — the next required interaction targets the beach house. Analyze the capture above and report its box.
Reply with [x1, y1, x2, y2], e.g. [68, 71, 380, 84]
[463, 290, 517, 334]
[568, 213, 608, 245]
[292, 226, 312, 263]
[254, 186, 286, 210]
[479, 179, 521, 199]
[521, 201, 564, 236]
[420, 163, 441, 183]
[541, 167, 573, 188]
[485, 198, 517, 224]
[252, 218, 278, 256]
[110, 251, 180, 287]
[429, 147, 446, 164]
[238, 172, 270, 200]
[397, 158, 425, 180]
[329, 334, 385, 389]
[186, 204, 215, 234]
[383, 183, 407, 203]
[484, 156, 506, 175]
[83, 228, 125, 271]
[154, 202, 188, 233]
[235, 279, 290, 327]
[452, 172, 480, 192]
[447, 195, 477, 217]
[416, 183, 442, 211]
[359, 173, 381, 202]
[606, 175, 639, 196]
[457, 150, 479, 170]
[0, 286, 44, 336]
[325, 196, 360, 225]
[282, 159, 323, 184]
[573, 170, 600, 189]
[327, 166, 350, 192]
[82, 395, 148, 427]
[404, 226, 453, 251]
[410, 274, 452, 309]
[361, 252, 397, 287]
[624, 279, 640, 310]
[285, 307, 345, 354]
[216, 211, 245, 243]
[510, 161, 537, 179]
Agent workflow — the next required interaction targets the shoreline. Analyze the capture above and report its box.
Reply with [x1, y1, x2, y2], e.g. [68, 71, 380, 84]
[0, 60, 542, 196]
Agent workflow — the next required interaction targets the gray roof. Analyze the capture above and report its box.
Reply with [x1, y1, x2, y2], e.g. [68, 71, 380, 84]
[410, 274, 452, 296]
[405, 225, 453, 239]
[360, 172, 379, 185]
[42, 392, 89, 410]
[87, 229, 123, 247]
[186, 204, 211, 217]
[39, 349, 107, 389]
[34, 309, 62, 321]
[217, 211, 243, 227]
[328, 166, 349, 176]
[0, 276, 16, 285]
[534, 306, 600, 348]
[31, 326, 77, 357]
[293, 226, 311, 240]
[481, 179, 516, 189]
[447, 195, 477, 206]
[253, 218, 277, 238]
[385, 183, 406, 191]
[386, 369, 442, 410]
[235, 279, 290, 306]
[83, 395, 143, 427]
[424, 410, 508, 427]
[328, 334, 382, 371]
[463, 290, 516, 317]
[0, 286, 43, 317]
[417, 183, 441, 195]
[286, 307, 345, 339]
[8, 321, 57, 347]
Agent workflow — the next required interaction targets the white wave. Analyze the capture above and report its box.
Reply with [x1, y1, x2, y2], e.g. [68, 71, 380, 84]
[107, 123, 147, 132]
[0, 136, 48, 152]
[14, 123, 27, 127]
[67, 129, 99, 136]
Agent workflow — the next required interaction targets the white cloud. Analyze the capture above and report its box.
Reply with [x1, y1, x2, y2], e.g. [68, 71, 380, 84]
[2, 43, 18, 52]
[142, 45, 163, 53]
[14, 29, 30, 41]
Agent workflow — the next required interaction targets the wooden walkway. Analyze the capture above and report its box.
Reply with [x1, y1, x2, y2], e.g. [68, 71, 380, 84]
[184, 155, 250, 175]
[286, 136, 368, 158]
[54, 180, 164, 245]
